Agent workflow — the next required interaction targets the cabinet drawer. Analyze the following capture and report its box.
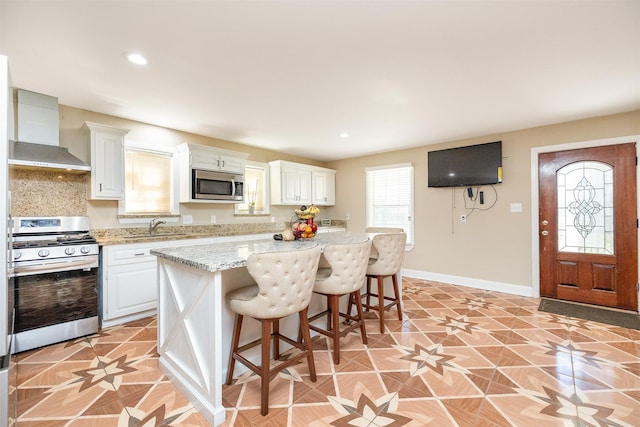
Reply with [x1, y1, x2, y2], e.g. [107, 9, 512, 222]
[106, 245, 160, 265]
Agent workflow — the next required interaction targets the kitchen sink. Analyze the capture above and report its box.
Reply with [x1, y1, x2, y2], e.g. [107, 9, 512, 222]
[124, 233, 189, 240]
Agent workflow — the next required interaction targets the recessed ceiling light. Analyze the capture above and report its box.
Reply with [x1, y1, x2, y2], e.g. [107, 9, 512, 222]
[125, 52, 148, 65]
[339, 132, 349, 138]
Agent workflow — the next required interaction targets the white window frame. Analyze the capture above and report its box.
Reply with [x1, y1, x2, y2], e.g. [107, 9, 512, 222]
[234, 160, 270, 215]
[118, 140, 179, 222]
[365, 162, 414, 250]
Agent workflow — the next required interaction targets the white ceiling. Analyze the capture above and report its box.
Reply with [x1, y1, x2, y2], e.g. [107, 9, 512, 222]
[1, 1, 639, 161]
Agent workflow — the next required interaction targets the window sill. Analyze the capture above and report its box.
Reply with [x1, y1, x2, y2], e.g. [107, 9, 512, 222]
[235, 213, 270, 217]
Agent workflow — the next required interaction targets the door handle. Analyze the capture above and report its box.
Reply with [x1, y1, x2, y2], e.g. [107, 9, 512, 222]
[541, 230, 549, 236]
[541, 220, 549, 226]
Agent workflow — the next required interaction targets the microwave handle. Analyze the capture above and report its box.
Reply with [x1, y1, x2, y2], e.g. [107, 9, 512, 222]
[231, 179, 236, 197]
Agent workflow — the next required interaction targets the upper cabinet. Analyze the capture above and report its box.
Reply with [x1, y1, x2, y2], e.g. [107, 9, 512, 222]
[177, 143, 246, 174]
[176, 143, 248, 203]
[312, 169, 336, 205]
[83, 122, 130, 200]
[269, 160, 335, 206]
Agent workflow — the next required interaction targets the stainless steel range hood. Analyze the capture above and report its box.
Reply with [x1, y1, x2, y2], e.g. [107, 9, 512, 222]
[8, 89, 90, 173]
[9, 141, 91, 173]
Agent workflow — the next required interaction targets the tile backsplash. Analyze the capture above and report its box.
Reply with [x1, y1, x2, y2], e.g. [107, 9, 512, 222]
[9, 168, 87, 217]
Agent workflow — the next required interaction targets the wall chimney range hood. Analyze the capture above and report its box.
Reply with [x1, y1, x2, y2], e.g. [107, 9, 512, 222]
[8, 89, 91, 173]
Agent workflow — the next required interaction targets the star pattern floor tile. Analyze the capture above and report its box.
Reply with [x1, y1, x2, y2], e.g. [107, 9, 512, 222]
[15, 278, 640, 426]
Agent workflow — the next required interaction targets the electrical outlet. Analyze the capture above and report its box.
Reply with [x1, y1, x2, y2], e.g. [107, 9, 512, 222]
[270, 216, 275, 223]
[345, 213, 350, 220]
[460, 214, 467, 223]
[210, 215, 216, 224]
[183, 215, 193, 224]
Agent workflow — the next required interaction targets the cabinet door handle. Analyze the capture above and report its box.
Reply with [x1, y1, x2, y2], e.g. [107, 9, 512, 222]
[222, 160, 225, 168]
[99, 183, 102, 192]
[134, 252, 145, 256]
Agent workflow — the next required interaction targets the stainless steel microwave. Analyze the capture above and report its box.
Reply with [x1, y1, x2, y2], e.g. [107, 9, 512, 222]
[192, 169, 244, 201]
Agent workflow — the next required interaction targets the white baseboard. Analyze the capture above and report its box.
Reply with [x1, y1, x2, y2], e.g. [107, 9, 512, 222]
[100, 309, 157, 329]
[401, 269, 534, 297]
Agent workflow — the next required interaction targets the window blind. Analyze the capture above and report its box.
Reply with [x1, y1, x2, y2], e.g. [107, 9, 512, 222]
[124, 149, 173, 213]
[365, 163, 414, 246]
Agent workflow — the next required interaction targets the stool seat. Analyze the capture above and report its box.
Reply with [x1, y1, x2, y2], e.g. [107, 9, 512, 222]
[308, 239, 372, 364]
[361, 232, 406, 333]
[225, 245, 321, 416]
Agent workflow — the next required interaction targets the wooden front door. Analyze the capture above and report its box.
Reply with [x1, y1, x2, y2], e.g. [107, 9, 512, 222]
[539, 143, 638, 311]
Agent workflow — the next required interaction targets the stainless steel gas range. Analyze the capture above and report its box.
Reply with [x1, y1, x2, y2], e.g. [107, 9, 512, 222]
[12, 216, 99, 353]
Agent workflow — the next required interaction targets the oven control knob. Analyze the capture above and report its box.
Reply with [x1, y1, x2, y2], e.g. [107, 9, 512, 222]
[38, 249, 50, 258]
[80, 246, 91, 254]
[65, 247, 76, 255]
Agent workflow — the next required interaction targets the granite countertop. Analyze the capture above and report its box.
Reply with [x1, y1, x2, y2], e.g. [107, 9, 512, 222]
[94, 222, 347, 245]
[151, 231, 370, 273]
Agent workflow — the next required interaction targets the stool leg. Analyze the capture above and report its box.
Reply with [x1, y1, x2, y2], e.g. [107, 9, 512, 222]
[392, 273, 403, 321]
[353, 290, 368, 345]
[330, 294, 340, 364]
[366, 276, 372, 312]
[326, 295, 332, 332]
[260, 319, 272, 416]
[299, 307, 317, 381]
[273, 318, 280, 360]
[226, 314, 243, 385]
[377, 276, 385, 333]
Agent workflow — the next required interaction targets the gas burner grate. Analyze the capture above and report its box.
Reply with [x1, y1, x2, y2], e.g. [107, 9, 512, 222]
[13, 234, 97, 249]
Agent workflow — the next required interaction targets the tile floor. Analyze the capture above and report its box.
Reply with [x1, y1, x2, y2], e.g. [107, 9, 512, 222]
[15, 277, 640, 426]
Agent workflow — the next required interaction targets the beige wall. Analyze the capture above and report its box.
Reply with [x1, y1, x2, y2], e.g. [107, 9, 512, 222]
[13, 104, 640, 295]
[328, 110, 640, 294]
[55, 105, 337, 229]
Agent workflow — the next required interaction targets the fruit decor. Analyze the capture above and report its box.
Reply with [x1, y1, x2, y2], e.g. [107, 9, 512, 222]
[292, 204, 319, 239]
[294, 204, 320, 219]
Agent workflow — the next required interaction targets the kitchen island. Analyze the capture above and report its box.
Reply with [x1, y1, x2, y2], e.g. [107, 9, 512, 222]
[151, 232, 385, 426]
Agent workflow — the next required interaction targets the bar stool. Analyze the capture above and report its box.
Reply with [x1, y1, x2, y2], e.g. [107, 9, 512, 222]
[308, 239, 372, 364]
[362, 232, 406, 333]
[225, 245, 321, 416]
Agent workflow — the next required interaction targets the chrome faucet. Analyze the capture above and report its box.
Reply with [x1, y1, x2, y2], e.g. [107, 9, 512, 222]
[149, 217, 166, 235]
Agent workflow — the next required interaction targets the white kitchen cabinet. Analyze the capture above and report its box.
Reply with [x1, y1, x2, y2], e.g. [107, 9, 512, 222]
[101, 243, 160, 327]
[177, 142, 247, 174]
[270, 160, 335, 206]
[101, 237, 213, 327]
[83, 122, 130, 200]
[312, 169, 336, 206]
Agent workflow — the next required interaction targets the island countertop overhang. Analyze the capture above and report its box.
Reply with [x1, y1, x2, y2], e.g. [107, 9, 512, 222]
[150, 232, 372, 273]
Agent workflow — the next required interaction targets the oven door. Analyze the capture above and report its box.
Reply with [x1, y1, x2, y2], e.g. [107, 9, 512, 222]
[192, 169, 244, 201]
[14, 255, 99, 352]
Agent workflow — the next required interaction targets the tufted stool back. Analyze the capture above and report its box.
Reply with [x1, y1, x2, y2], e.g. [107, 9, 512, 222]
[314, 239, 372, 296]
[228, 245, 321, 320]
[367, 232, 406, 277]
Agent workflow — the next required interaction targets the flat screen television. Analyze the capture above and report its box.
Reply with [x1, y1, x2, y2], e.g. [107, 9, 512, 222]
[428, 141, 502, 188]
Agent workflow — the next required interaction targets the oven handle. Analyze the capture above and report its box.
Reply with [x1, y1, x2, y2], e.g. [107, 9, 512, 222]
[13, 256, 99, 277]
